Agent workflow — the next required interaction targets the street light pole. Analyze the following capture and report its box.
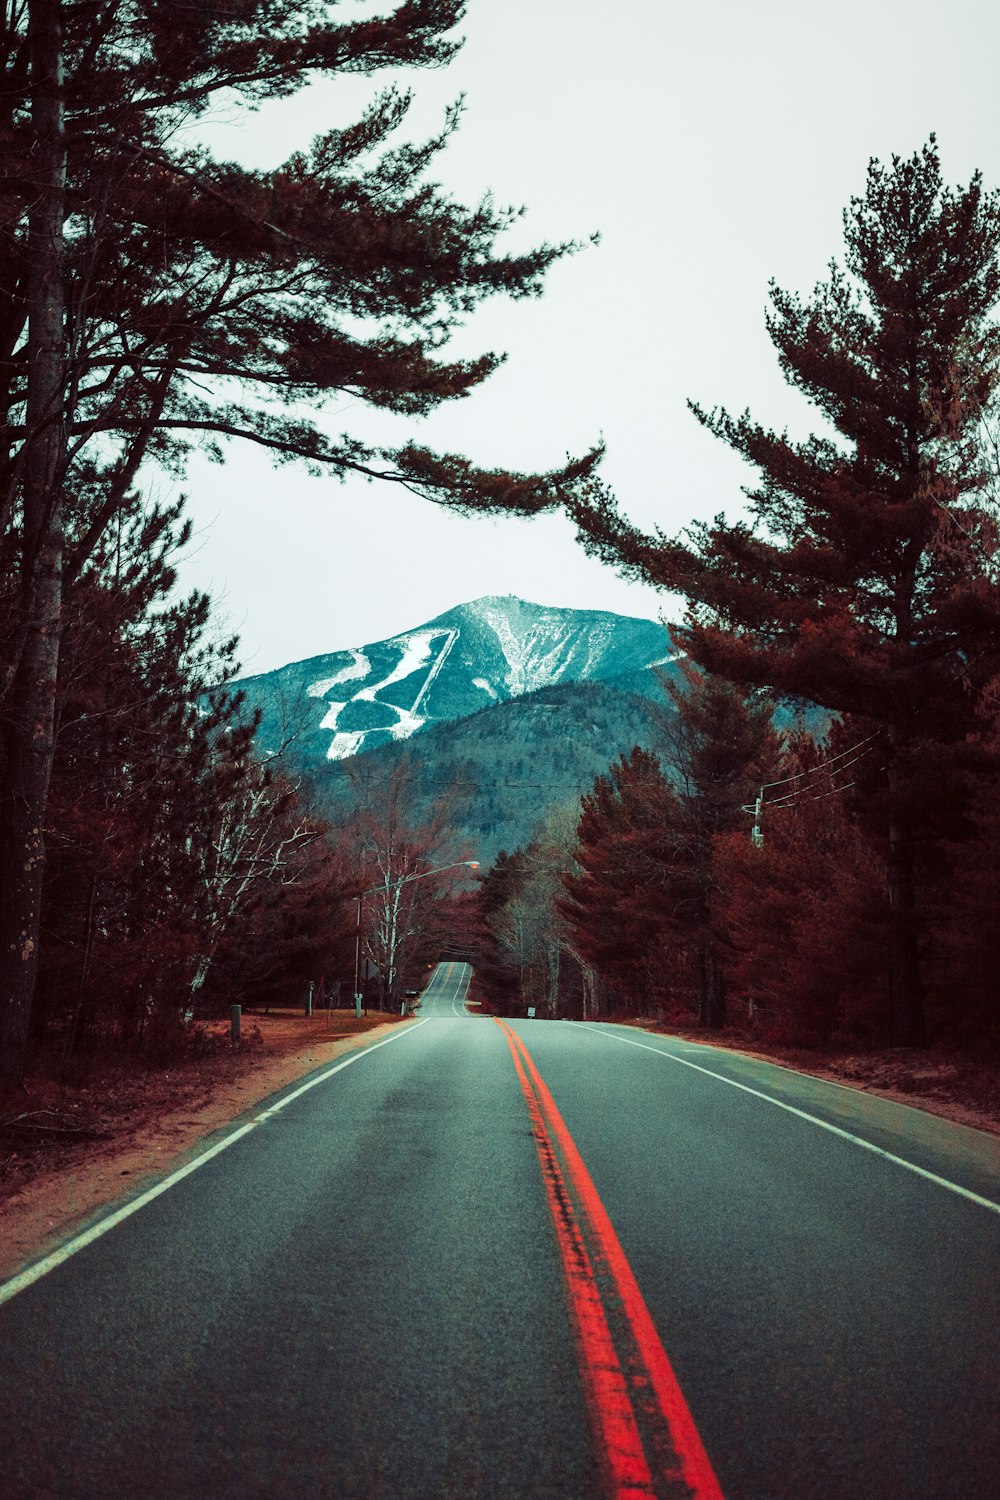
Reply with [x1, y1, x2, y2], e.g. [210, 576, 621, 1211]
[352, 859, 478, 1018]
[353, 894, 363, 1018]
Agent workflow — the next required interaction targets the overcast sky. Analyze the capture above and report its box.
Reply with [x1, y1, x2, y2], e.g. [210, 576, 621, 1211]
[172, 0, 1000, 675]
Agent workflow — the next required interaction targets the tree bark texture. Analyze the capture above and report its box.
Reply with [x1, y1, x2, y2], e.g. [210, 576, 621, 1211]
[884, 716, 926, 1046]
[886, 806, 926, 1047]
[0, 0, 66, 1092]
[698, 941, 726, 1030]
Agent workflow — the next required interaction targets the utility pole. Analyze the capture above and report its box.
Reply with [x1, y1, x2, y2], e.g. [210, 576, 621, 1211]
[751, 789, 764, 848]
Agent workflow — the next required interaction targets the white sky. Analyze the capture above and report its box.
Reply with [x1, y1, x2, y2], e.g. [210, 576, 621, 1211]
[172, 0, 1000, 675]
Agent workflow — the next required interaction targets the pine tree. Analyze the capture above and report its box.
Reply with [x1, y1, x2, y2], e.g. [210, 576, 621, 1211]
[711, 730, 889, 1045]
[0, 1, 603, 1089]
[657, 667, 781, 1026]
[560, 747, 687, 1015]
[35, 495, 259, 1053]
[568, 141, 1000, 1045]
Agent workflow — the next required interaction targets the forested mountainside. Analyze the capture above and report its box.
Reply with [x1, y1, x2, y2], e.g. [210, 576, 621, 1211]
[309, 680, 672, 864]
[234, 597, 676, 765]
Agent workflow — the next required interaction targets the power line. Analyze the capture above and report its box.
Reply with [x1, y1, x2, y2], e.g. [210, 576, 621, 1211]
[765, 748, 879, 808]
[758, 733, 880, 793]
[329, 778, 595, 790]
[747, 733, 882, 844]
[767, 776, 876, 809]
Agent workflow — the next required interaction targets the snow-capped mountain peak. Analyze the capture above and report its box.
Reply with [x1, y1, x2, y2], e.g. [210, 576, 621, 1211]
[235, 596, 673, 764]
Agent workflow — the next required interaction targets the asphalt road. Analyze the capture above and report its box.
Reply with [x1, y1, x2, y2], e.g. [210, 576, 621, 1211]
[413, 960, 475, 1017]
[2, 964, 998, 1499]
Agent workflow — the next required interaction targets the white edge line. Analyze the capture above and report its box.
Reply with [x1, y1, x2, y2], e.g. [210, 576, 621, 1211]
[0, 1019, 429, 1307]
[451, 968, 472, 1018]
[578, 1026, 1000, 1217]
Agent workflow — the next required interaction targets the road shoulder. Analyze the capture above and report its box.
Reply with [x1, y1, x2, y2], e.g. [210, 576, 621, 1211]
[0, 1017, 411, 1283]
[611, 1020, 1000, 1139]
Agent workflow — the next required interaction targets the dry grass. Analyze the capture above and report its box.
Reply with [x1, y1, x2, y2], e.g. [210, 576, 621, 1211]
[0, 1009, 401, 1205]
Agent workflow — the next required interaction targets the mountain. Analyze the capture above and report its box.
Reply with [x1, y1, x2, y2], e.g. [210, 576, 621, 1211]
[235, 596, 677, 766]
[311, 678, 673, 864]
[233, 597, 823, 863]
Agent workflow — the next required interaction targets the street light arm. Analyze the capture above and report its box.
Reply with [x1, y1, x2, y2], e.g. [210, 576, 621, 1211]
[356, 859, 479, 901]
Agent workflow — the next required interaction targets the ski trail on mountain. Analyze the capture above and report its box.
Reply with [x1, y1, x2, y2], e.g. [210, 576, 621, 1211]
[322, 628, 457, 759]
[306, 649, 370, 699]
[237, 598, 678, 767]
[411, 629, 459, 715]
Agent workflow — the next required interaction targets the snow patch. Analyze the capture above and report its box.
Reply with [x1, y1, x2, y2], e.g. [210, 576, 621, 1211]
[388, 706, 426, 742]
[322, 628, 458, 759]
[326, 729, 368, 759]
[410, 628, 458, 715]
[519, 631, 575, 691]
[478, 600, 532, 695]
[319, 700, 347, 732]
[354, 630, 437, 704]
[307, 648, 370, 698]
[475, 600, 609, 697]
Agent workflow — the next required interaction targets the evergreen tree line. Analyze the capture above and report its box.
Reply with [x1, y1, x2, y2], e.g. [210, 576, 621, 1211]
[478, 664, 1000, 1048]
[7, 1, 1000, 1070]
[482, 143, 1000, 1051]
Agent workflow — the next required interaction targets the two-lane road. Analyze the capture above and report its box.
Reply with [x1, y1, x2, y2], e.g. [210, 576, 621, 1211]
[2, 965, 998, 1498]
[414, 961, 474, 1017]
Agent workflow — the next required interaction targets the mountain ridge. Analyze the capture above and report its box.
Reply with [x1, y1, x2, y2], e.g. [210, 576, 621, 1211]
[311, 676, 673, 864]
[234, 595, 676, 766]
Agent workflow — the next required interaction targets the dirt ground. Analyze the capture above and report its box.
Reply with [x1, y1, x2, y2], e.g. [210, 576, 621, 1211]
[0, 1010, 409, 1282]
[2, 1009, 999, 1285]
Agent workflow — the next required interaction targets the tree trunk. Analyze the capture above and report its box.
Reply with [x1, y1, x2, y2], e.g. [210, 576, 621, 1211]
[547, 942, 560, 1016]
[887, 808, 926, 1046]
[698, 938, 726, 1030]
[885, 722, 926, 1047]
[0, 0, 66, 1095]
[188, 954, 212, 1008]
[63, 867, 101, 1063]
